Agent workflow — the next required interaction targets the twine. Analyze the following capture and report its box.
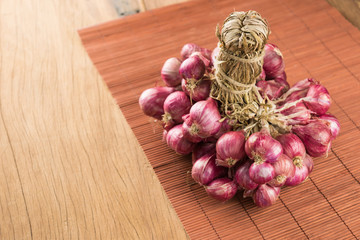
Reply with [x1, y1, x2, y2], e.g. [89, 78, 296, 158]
[210, 10, 269, 127]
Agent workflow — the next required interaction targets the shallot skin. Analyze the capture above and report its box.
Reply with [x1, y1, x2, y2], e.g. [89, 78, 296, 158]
[182, 119, 203, 143]
[285, 164, 309, 186]
[263, 43, 285, 79]
[243, 189, 254, 198]
[163, 91, 191, 123]
[139, 86, 175, 120]
[216, 131, 246, 167]
[276, 133, 306, 165]
[181, 78, 211, 102]
[304, 84, 331, 115]
[235, 161, 258, 190]
[292, 120, 332, 157]
[303, 154, 314, 174]
[192, 142, 216, 164]
[205, 178, 238, 202]
[166, 125, 195, 155]
[186, 98, 222, 139]
[192, 154, 227, 185]
[256, 80, 286, 100]
[253, 184, 280, 208]
[190, 52, 212, 69]
[211, 46, 220, 66]
[161, 57, 182, 87]
[181, 43, 201, 59]
[249, 162, 275, 184]
[273, 71, 290, 91]
[245, 130, 283, 163]
[179, 55, 205, 80]
[213, 118, 233, 139]
[318, 113, 340, 139]
[284, 78, 315, 103]
[268, 154, 295, 187]
[281, 102, 312, 125]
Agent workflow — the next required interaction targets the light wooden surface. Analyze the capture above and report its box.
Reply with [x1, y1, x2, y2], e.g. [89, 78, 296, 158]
[0, 0, 189, 239]
[326, 0, 360, 29]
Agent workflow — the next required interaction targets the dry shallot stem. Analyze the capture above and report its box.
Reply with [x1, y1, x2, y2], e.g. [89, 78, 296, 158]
[210, 11, 293, 136]
[211, 11, 269, 122]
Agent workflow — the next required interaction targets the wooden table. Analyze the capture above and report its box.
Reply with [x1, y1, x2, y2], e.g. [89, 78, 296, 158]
[0, 0, 358, 239]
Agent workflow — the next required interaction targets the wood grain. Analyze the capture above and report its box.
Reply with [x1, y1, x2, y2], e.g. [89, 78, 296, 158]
[0, 0, 189, 239]
[142, 0, 187, 10]
[326, 0, 360, 29]
[80, 0, 360, 239]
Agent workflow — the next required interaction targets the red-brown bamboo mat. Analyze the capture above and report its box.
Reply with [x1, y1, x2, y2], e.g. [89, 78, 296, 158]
[79, 0, 360, 238]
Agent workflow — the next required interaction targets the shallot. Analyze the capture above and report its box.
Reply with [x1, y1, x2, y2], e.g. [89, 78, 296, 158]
[211, 46, 220, 66]
[318, 114, 340, 139]
[205, 178, 237, 202]
[181, 77, 211, 102]
[303, 84, 331, 115]
[285, 164, 309, 186]
[245, 130, 283, 163]
[235, 161, 258, 190]
[163, 91, 191, 128]
[181, 43, 211, 60]
[192, 154, 226, 185]
[253, 184, 280, 208]
[281, 102, 312, 125]
[273, 71, 290, 91]
[243, 189, 254, 198]
[268, 154, 295, 187]
[213, 118, 233, 139]
[182, 115, 203, 143]
[276, 133, 306, 167]
[249, 162, 275, 184]
[303, 154, 314, 174]
[216, 131, 246, 167]
[292, 120, 332, 157]
[181, 43, 201, 59]
[185, 98, 221, 139]
[179, 55, 205, 80]
[166, 125, 194, 155]
[263, 43, 285, 79]
[190, 52, 212, 69]
[256, 80, 286, 100]
[161, 57, 182, 87]
[139, 86, 175, 120]
[192, 142, 216, 164]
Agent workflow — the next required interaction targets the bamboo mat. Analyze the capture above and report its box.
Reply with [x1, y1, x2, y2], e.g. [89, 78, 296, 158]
[79, 0, 360, 238]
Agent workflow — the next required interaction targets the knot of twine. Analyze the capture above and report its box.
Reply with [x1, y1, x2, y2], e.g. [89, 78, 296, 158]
[211, 10, 269, 120]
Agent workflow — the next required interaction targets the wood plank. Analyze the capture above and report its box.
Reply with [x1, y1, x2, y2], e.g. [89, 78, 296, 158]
[326, 0, 360, 29]
[79, 0, 360, 238]
[0, 0, 188, 239]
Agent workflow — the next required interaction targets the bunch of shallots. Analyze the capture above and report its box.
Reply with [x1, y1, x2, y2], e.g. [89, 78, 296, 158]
[139, 11, 340, 208]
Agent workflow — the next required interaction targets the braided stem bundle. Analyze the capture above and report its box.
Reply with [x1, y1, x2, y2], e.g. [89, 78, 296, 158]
[211, 11, 287, 135]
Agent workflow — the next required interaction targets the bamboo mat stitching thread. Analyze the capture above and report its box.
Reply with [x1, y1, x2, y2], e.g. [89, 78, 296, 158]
[309, 177, 358, 239]
[238, 196, 265, 240]
[331, 149, 360, 184]
[268, 28, 355, 238]
[271, 29, 360, 184]
[275, 30, 359, 240]
[277, 1, 360, 185]
[278, 197, 309, 239]
[280, 2, 359, 236]
[189, 184, 221, 240]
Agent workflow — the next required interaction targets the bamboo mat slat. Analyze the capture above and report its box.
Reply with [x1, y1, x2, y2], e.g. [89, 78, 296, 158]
[79, 0, 360, 238]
